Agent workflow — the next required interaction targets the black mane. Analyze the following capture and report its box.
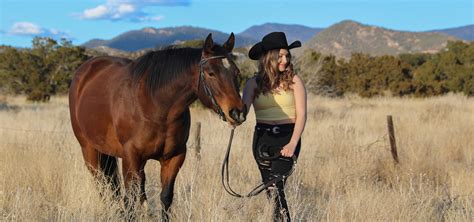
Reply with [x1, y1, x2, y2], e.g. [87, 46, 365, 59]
[131, 48, 201, 95]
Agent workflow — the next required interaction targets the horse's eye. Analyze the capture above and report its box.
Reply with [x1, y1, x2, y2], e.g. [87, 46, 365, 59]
[208, 72, 215, 77]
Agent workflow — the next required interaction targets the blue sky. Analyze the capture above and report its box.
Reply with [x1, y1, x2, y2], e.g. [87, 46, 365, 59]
[1, 0, 473, 47]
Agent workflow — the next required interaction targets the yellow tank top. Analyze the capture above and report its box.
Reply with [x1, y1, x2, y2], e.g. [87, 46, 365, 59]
[253, 90, 296, 121]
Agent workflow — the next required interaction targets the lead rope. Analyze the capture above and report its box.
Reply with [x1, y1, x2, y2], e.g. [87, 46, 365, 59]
[221, 129, 297, 198]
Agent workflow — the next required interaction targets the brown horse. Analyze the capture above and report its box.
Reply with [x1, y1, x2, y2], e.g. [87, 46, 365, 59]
[69, 33, 246, 219]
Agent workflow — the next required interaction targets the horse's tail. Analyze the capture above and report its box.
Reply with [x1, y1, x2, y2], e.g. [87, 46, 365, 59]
[99, 154, 121, 199]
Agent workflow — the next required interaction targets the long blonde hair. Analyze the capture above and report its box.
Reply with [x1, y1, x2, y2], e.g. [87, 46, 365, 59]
[254, 49, 295, 98]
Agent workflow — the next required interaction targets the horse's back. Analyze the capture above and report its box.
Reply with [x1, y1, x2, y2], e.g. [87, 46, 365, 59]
[69, 56, 132, 154]
[70, 56, 131, 97]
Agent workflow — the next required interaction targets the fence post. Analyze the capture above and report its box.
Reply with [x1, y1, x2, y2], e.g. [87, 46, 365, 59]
[193, 122, 201, 159]
[386, 115, 399, 164]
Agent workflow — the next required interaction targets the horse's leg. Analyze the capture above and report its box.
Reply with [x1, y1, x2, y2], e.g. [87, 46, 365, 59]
[159, 151, 186, 221]
[121, 151, 144, 216]
[82, 145, 122, 201]
[99, 153, 121, 200]
[82, 145, 113, 200]
[138, 167, 152, 215]
[81, 144, 100, 178]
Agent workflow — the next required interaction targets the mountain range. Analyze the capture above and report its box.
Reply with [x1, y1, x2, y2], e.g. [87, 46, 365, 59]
[83, 20, 473, 57]
[297, 20, 460, 58]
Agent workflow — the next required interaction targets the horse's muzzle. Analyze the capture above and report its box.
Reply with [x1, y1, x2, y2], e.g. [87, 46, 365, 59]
[229, 107, 246, 124]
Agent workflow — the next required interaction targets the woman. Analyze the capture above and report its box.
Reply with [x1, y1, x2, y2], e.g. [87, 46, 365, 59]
[243, 32, 307, 221]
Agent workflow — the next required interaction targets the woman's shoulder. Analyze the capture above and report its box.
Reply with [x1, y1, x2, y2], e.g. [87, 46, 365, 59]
[288, 75, 306, 95]
[287, 75, 303, 89]
[292, 74, 303, 83]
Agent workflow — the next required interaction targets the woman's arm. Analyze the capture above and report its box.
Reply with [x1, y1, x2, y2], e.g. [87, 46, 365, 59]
[281, 75, 307, 157]
[242, 77, 256, 116]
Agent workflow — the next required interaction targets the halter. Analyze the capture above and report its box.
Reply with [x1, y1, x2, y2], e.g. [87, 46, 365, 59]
[198, 55, 227, 122]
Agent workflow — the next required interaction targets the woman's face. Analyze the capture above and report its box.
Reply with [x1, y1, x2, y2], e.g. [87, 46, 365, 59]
[277, 49, 290, 72]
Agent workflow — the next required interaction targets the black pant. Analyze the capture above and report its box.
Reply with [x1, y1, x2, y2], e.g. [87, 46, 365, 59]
[252, 123, 301, 222]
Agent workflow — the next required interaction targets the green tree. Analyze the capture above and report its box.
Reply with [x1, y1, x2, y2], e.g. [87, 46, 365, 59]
[0, 46, 27, 94]
[316, 53, 347, 96]
[0, 37, 89, 101]
[413, 41, 473, 96]
[345, 53, 373, 97]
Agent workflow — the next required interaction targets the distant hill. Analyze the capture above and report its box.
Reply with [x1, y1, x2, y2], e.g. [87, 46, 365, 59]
[85, 39, 217, 59]
[84, 45, 150, 59]
[82, 26, 256, 52]
[239, 23, 323, 43]
[427, 24, 474, 41]
[298, 20, 459, 58]
[82, 39, 108, 48]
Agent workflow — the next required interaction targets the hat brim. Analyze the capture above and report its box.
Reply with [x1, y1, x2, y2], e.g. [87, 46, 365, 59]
[248, 40, 302, 60]
[248, 42, 264, 60]
[288, 40, 302, 49]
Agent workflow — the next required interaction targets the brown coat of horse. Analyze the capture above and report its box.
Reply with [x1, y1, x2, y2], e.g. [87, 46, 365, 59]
[69, 33, 245, 219]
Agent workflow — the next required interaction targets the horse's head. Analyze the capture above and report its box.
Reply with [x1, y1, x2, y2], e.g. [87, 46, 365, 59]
[197, 33, 247, 126]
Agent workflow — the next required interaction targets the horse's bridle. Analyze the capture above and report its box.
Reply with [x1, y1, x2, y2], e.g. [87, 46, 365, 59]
[198, 55, 228, 122]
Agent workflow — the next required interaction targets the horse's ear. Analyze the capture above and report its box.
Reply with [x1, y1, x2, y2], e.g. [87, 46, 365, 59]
[203, 33, 214, 54]
[223, 32, 235, 52]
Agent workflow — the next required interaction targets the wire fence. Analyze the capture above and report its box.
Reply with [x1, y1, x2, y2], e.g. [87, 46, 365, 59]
[0, 127, 71, 134]
[0, 126, 392, 156]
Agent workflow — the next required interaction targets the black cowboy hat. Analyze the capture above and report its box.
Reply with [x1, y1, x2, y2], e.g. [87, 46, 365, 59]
[248, 32, 301, 60]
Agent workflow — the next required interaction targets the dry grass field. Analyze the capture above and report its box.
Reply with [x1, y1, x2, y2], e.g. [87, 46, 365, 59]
[1, 94, 473, 221]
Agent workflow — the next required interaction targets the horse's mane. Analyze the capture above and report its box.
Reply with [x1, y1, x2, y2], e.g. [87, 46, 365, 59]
[131, 47, 201, 95]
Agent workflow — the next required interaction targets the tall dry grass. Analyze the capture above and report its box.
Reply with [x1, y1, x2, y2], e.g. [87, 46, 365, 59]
[0, 94, 473, 221]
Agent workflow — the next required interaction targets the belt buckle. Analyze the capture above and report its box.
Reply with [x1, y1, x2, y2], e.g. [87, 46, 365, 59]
[272, 126, 280, 134]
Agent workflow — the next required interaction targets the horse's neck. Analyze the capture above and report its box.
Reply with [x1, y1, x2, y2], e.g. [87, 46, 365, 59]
[146, 72, 198, 120]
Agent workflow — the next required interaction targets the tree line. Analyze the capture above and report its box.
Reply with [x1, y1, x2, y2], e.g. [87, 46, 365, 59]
[0, 37, 472, 102]
[297, 41, 473, 97]
[0, 37, 90, 101]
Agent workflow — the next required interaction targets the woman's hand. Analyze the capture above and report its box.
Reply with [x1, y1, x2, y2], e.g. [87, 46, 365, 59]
[280, 142, 297, 157]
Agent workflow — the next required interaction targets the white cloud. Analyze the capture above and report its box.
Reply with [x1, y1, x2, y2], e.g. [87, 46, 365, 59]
[49, 29, 60, 35]
[83, 5, 109, 19]
[77, 0, 189, 22]
[139, 15, 165, 22]
[118, 4, 135, 14]
[10, 22, 43, 35]
[150, 15, 165, 21]
[8, 22, 71, 40]
[111, 3, 136, 19]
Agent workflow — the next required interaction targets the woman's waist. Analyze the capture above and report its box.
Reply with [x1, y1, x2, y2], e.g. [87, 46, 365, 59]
[256, 118, 296, 125]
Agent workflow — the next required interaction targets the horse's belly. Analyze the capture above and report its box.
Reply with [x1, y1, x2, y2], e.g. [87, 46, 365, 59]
[77, 107, 124, 157]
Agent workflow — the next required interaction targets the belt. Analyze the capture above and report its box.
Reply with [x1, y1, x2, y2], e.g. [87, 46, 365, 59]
[255, 123, 294, 134]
